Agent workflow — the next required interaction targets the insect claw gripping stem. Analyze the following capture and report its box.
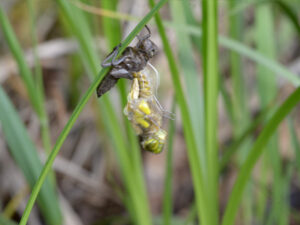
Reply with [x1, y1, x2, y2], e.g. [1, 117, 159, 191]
[101, 43, 122, 68]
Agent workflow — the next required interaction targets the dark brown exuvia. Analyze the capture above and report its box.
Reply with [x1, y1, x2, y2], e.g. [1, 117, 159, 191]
[96, 25, 158, 98]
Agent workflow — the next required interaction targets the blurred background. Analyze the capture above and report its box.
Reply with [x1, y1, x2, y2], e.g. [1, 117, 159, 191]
[1, 0, 300, 225]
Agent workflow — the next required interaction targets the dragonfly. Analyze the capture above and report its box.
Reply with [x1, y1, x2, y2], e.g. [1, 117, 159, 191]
[96, 25, 158, 98]
[98, 26, 171, 153]
[124, 64, 169, 154]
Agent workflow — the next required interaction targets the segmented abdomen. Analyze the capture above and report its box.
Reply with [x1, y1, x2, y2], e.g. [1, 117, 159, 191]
[133, 71, 153, 99]
[124, 68, 167, 154]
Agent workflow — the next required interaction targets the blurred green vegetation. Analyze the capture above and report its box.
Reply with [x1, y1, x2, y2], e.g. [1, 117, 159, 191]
[0, 0, 300, 225]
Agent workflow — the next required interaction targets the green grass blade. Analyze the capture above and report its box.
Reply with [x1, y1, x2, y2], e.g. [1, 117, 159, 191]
[98, 0, 143, 186]
[0, 6, 53, 158]
[0, 215, 18, 225]
[100, 0, 121, 47]
[173, 25, 300, 86]
[219, 76, 235, 124]
[18, 1, 168, 224]
[227, 0, 249, 136]
[255, 4, 277, 106]
[219, 104, 271, 171]
[58, 7, 300, 87]
[222, 87, 300, 225]
[255, 4, 278, 223]
[181, 0, 202, 54]
[57, 0, 150, 223]
[218, 35, 300, 86]
[288, 118, 300, 174]
[26, 0, 52, 155]
[0, 86, 62, 225]
[202, 0, 219, 224]
[279, 164, 292, 225]
[0, 8, 39, 113]
[275, 0, 300, 36]
[148, 0, 208, 224]
[230, 0, 300, 36]
[162, 101, 176, 225]
[170, 0, 206, 167]
[54, 6, 300, 87]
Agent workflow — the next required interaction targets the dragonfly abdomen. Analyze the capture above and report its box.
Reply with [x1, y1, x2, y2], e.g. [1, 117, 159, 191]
[133, 72, 153, 98]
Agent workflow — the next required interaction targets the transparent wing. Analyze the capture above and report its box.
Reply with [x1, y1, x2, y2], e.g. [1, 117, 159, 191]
[143, 64, 175, 120]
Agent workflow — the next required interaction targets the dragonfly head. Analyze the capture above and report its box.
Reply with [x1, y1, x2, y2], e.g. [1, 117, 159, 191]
[137, 26, 159, 59]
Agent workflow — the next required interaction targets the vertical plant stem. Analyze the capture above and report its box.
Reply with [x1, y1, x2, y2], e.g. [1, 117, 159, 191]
[162, 101, 176, 225]
[170, 0, 206, 169]
[228, 0, 248, 135]
[255, 4, 281, 225]
[99, 0, 152, 220]
[26, 0, 53, 156]
[148, 0, 208, 224]
[18, 0, 168, 223]
[202, 0, 219, 224]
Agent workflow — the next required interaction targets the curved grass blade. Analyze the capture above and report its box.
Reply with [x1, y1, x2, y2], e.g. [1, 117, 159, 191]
[18, 0, 168, 224]
[221, 87, 300, 225]
[167, 25, 300, 86]
[0, 87, 62, 225]
[274, 0, 300, 36]
[0, 8, 39, 112]
[230, 0, 300, 36]
[0, 7, 53, 153]
[148, 0, 208, 224]
[50, 4, 300, 87]
[57, 0, 150, 223]
[219, 103, 271, 171]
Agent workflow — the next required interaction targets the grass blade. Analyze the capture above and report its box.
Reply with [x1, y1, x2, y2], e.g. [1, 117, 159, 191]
[162, 101, 176, 225]
[288, 118, 300, 174]
[0, 87, 62, 225]
[0, 8, 39, 112]
[275, 0, 300, 36]
[26, 0, 52, 155]
[0, 215, 18, 225]
[255, 4, 285, 225]
[222, 87, 300, 225]
[172, 25, 300, 86]
[169, 0, 206, 167]
[227, 0, 249, 136]
[148, 0, 208, 224]
[18, 1, 168, 224]
[219, 103, 271, 171]
[0, 7, 54, 183]
[202, 0, 219, 224]
[57, 0, 150, 223]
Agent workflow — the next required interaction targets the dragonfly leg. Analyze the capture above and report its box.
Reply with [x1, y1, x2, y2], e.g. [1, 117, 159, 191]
[110, 68, 133, 80]
[101, 44, 121, 67]
[137, 25, 151, 44]
[153, 96, 175, 120]
[112, 53, 127, 66]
